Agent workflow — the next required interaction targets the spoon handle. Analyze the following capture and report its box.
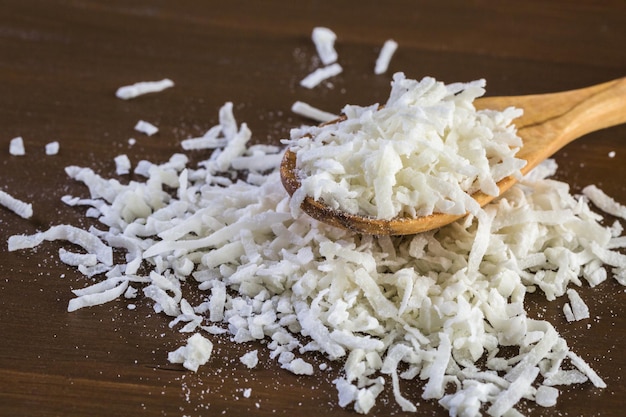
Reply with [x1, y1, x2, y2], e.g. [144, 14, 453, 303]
[554, 76, 626, 143]
[497, 76, 626, 175]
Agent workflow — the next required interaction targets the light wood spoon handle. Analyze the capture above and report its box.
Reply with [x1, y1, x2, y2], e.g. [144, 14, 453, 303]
[477, 76, 626, 178]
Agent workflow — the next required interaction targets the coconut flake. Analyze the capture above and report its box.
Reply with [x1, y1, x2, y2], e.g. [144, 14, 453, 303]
[488, 366, 540, 417]
[583, 184, 626, 220]
[0, 189, 33, 219]
[374, 39, 398, 75]
[168, 333, 213, 372]
[115, 78, 174, 100]
[300, 63, 343, 89]
[68, 277, 129, 312]
[311, 27, 338, 65]
[8, 225, 113, 265]
[567, 351, 606, 388]
[58, 248, 98, 267]
[240, 350, 259, 369]
[535, 385, 559, 407]
[114, 154, 132, 175]
[9, 136, 25, 156]
[45, 141, 60, 155]
[134, 120, 159, 136]
[566, 289, 590, 321]
[283, 357, 314, 375]
[291, 101, 338, 123]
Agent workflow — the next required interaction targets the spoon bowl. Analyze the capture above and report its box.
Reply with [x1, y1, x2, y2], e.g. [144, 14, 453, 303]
[281, 77, 626, 235]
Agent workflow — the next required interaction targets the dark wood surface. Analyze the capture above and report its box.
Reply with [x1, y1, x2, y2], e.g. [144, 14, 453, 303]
[1, 1, 625, 416]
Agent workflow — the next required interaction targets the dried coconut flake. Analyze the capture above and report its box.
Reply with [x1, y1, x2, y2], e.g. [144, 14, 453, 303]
[0, 189, 33, 219]
[583, 184, 626, 220]
[134, 120, 159, 136]
[291, 101, 338, 123]
[374, 39, 398, 75]
[168, 333, 214, 372]
[45, 141, 60, 155]
[311, 27, 338, 65]
[9, 136, 25, 156]
[116, 78, 174, 100]
[300, 63, 343, 89]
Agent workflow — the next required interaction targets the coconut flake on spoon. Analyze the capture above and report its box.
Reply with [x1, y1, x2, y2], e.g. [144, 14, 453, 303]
[281, 74, 626, 235]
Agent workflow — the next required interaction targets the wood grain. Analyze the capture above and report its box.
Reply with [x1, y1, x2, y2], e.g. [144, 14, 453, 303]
[1, 1, 625, 416]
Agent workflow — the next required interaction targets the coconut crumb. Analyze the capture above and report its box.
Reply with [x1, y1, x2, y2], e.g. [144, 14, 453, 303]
[9, 136, 25, 156]
[114, 154, 132, 175]
[45, 141, 60, 155]
[134, 120, 159, 136]
[535, 385, 559, 407]
[168, 333, 214, 372]
[240, 350, 259, 369]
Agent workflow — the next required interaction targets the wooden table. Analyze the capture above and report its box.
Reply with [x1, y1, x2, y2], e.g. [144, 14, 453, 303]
[1, 1, 625, 416]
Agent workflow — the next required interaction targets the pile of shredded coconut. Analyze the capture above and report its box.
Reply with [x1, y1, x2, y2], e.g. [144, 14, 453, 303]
[287, 73, 526, 220]
[7, 100, 626, 416]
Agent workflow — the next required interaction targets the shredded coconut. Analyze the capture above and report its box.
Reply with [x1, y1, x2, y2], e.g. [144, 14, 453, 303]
[291, 101, 338, 123]
[115, 78, 174, 100]
[566, 289, 590, 321]
[583, 184, 626, 220]
[374, 39, 398, 75]
[114, 154, 132, 175]
[0, 189, 33, 219]
[535, 385, 559, 407]
[168, 333, 214, 372]
[311, 27, 338, 65]
[7, 100, 623, 416]
[45, 141, 60, 155]
[240, 350, 259, 369]
[300, 63, 343, 89]
[9, 136, 25, 156]
[8, 224, 113, 266]
[134, 120, 159, 136]
[563, 302, 576, 322]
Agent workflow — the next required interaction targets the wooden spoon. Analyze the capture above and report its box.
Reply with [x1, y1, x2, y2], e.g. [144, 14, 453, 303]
[281, 77, 626, 235]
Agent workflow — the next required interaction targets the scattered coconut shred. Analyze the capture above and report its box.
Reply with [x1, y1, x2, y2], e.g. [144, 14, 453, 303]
[300, 27, 343, 89]
[115, 78, 175, 100]
[7, 75, 626, 417]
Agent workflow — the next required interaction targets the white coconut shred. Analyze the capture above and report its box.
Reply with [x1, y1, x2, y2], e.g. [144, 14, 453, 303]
[374, 39, 398, 75]
[286, 73, 526, 220]
[9, 136, 26, 156]
[312, 27, 338, 66]
[115, 78, 174, 100]
[0, 188, 33, 219]
[6, 100, 626, 416]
